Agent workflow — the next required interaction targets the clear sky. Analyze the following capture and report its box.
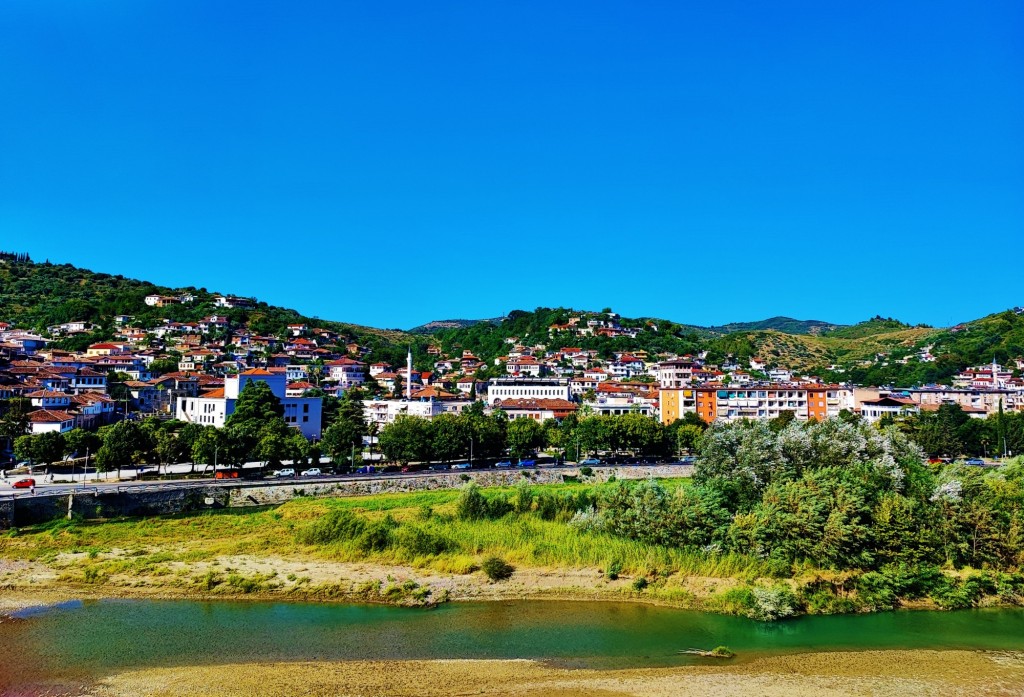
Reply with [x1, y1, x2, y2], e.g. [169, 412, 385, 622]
[2, 1, 1022, 330]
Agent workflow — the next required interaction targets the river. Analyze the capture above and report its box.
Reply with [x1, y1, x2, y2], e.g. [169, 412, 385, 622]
[2, 599, 1023, 693]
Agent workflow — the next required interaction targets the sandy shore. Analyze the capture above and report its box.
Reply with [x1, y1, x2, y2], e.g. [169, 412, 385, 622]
[0, 552, 740, 610]
[90, 651, 1024, 697]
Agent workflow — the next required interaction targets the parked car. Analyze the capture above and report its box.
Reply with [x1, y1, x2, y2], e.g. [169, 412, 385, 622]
[12, 477, 35, 489]
[273, 468, 296, 478]
[300, 468, 322, 477]
[964, 458, 986, 466]
[214, 469, 240, 479]
[679, 456, 697, 465]
[495, 460, 512, 468]
[579, 458, 601, 466]
[450, 462, 471, 470]
[517, 459, 536, 468]
[355, 465, 376, 474]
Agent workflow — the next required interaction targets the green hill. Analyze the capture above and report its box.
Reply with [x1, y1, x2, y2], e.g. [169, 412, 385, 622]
[0, 254, 412, 352]
[707, 316, 842, 335]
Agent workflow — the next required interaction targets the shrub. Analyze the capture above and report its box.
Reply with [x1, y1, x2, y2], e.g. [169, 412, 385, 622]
[357, 516, 398, 553]
[710, 646, 735, 658]
[297, 509, 366, 545]
[605, 559, 622, 580]
[748, 585, 799, 621]
[82, 566, 106, 584]
[396, 526, 453, 556]
[481, 556, 515, 582]
[514, 481, 534, 514]
[457, 483, 512, 520]
[579, 466, 593, 477]
[567, 506, 606, 534]
[200, 570, 223, 590]
[632, 576, 649, 592]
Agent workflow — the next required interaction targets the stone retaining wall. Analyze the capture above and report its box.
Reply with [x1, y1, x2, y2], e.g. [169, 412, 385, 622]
[1, 465, 693, 527]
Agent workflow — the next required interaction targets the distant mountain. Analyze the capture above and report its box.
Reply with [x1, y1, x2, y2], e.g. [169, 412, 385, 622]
[408, 317, 506, 334]
[705, 316, 843, 336]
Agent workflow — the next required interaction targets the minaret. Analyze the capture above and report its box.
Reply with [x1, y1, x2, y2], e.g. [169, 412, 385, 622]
[406, 347, 413, 400]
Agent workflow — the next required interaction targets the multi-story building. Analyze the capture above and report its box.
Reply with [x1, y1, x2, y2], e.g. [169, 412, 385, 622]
[487, 377, 571, 405]
[325, 357, 365, 389]
[658, 359, 695, 389]
[362, 398, 447, 427]
[175, 368, 322, 439]
[661, 384, 854, 424]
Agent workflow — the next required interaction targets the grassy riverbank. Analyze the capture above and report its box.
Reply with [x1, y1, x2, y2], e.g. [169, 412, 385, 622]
[1, 477, 1020, 615]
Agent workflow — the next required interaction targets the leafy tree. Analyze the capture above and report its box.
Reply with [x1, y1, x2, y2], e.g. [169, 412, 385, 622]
[430, 413, 470, 463]
[95, 421, 153, 476]
[378, 415, 432, 465]
[507, 418, 543, 460]
[64, 429, 102, 459]
[227, 380, 284, 425]
[190, 426, 224, 472]
[14, 432, 66, 467]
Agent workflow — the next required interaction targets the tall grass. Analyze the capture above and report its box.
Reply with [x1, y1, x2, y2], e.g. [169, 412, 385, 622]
[0, 477, 768, 581]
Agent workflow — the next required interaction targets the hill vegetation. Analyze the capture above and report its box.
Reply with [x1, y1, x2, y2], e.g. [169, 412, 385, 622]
[706, 316, 842, 335]
[4, 254, 1022, 388]
[0, 254, 413, 352]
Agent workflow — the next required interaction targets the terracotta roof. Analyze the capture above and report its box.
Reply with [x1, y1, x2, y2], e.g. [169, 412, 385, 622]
[28, 409, 75, 423]
[495, 398, 577, 412]
[241, 368, 273, 376]
[200, 388, 226, 398]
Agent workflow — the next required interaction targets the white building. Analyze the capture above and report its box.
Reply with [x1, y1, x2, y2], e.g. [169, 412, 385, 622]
[362, 398, 446, 427]
[658, 359, 695, 389]
[325, 357, 365, 389]
[28, 409, 76, 434]
[174, 368, 322, 439]
[487, 378, 571, 405]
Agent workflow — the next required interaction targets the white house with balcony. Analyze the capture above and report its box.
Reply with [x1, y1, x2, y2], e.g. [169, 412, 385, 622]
[325, 357, 365, 389]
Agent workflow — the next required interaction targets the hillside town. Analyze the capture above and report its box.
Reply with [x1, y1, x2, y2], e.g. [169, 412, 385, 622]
[3, 308, 1024, 467]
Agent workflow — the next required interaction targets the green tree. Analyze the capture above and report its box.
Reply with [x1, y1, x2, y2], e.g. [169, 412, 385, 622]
[507, 418, 543, 460]
[95, 421, 153, 476]
[227, 380, 284, 425]
[64, 429, 102, 460]
[378, 415, 432, 465]
[430, 413, 470, 463]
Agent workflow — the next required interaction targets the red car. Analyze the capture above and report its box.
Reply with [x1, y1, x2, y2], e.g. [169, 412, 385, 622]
[12, 478, 35, 489]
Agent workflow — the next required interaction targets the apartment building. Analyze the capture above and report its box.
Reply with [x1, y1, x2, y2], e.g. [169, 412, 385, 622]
[661, 384, 854, 424]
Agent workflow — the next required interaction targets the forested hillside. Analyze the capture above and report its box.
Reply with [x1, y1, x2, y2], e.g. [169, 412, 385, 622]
[431, 308, 708, 363]
[4, 254, 1020, 389]
[0, 255, 412, 351]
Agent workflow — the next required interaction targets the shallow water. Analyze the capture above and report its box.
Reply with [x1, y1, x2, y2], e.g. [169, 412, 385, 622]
[2, 599, 1023, 692]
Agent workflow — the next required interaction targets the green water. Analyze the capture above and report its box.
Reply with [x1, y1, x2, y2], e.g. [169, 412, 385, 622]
[2, 599, 1023, 691]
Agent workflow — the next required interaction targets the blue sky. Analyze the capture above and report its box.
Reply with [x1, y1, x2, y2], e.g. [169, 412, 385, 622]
[2, 1, 1022, 329]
